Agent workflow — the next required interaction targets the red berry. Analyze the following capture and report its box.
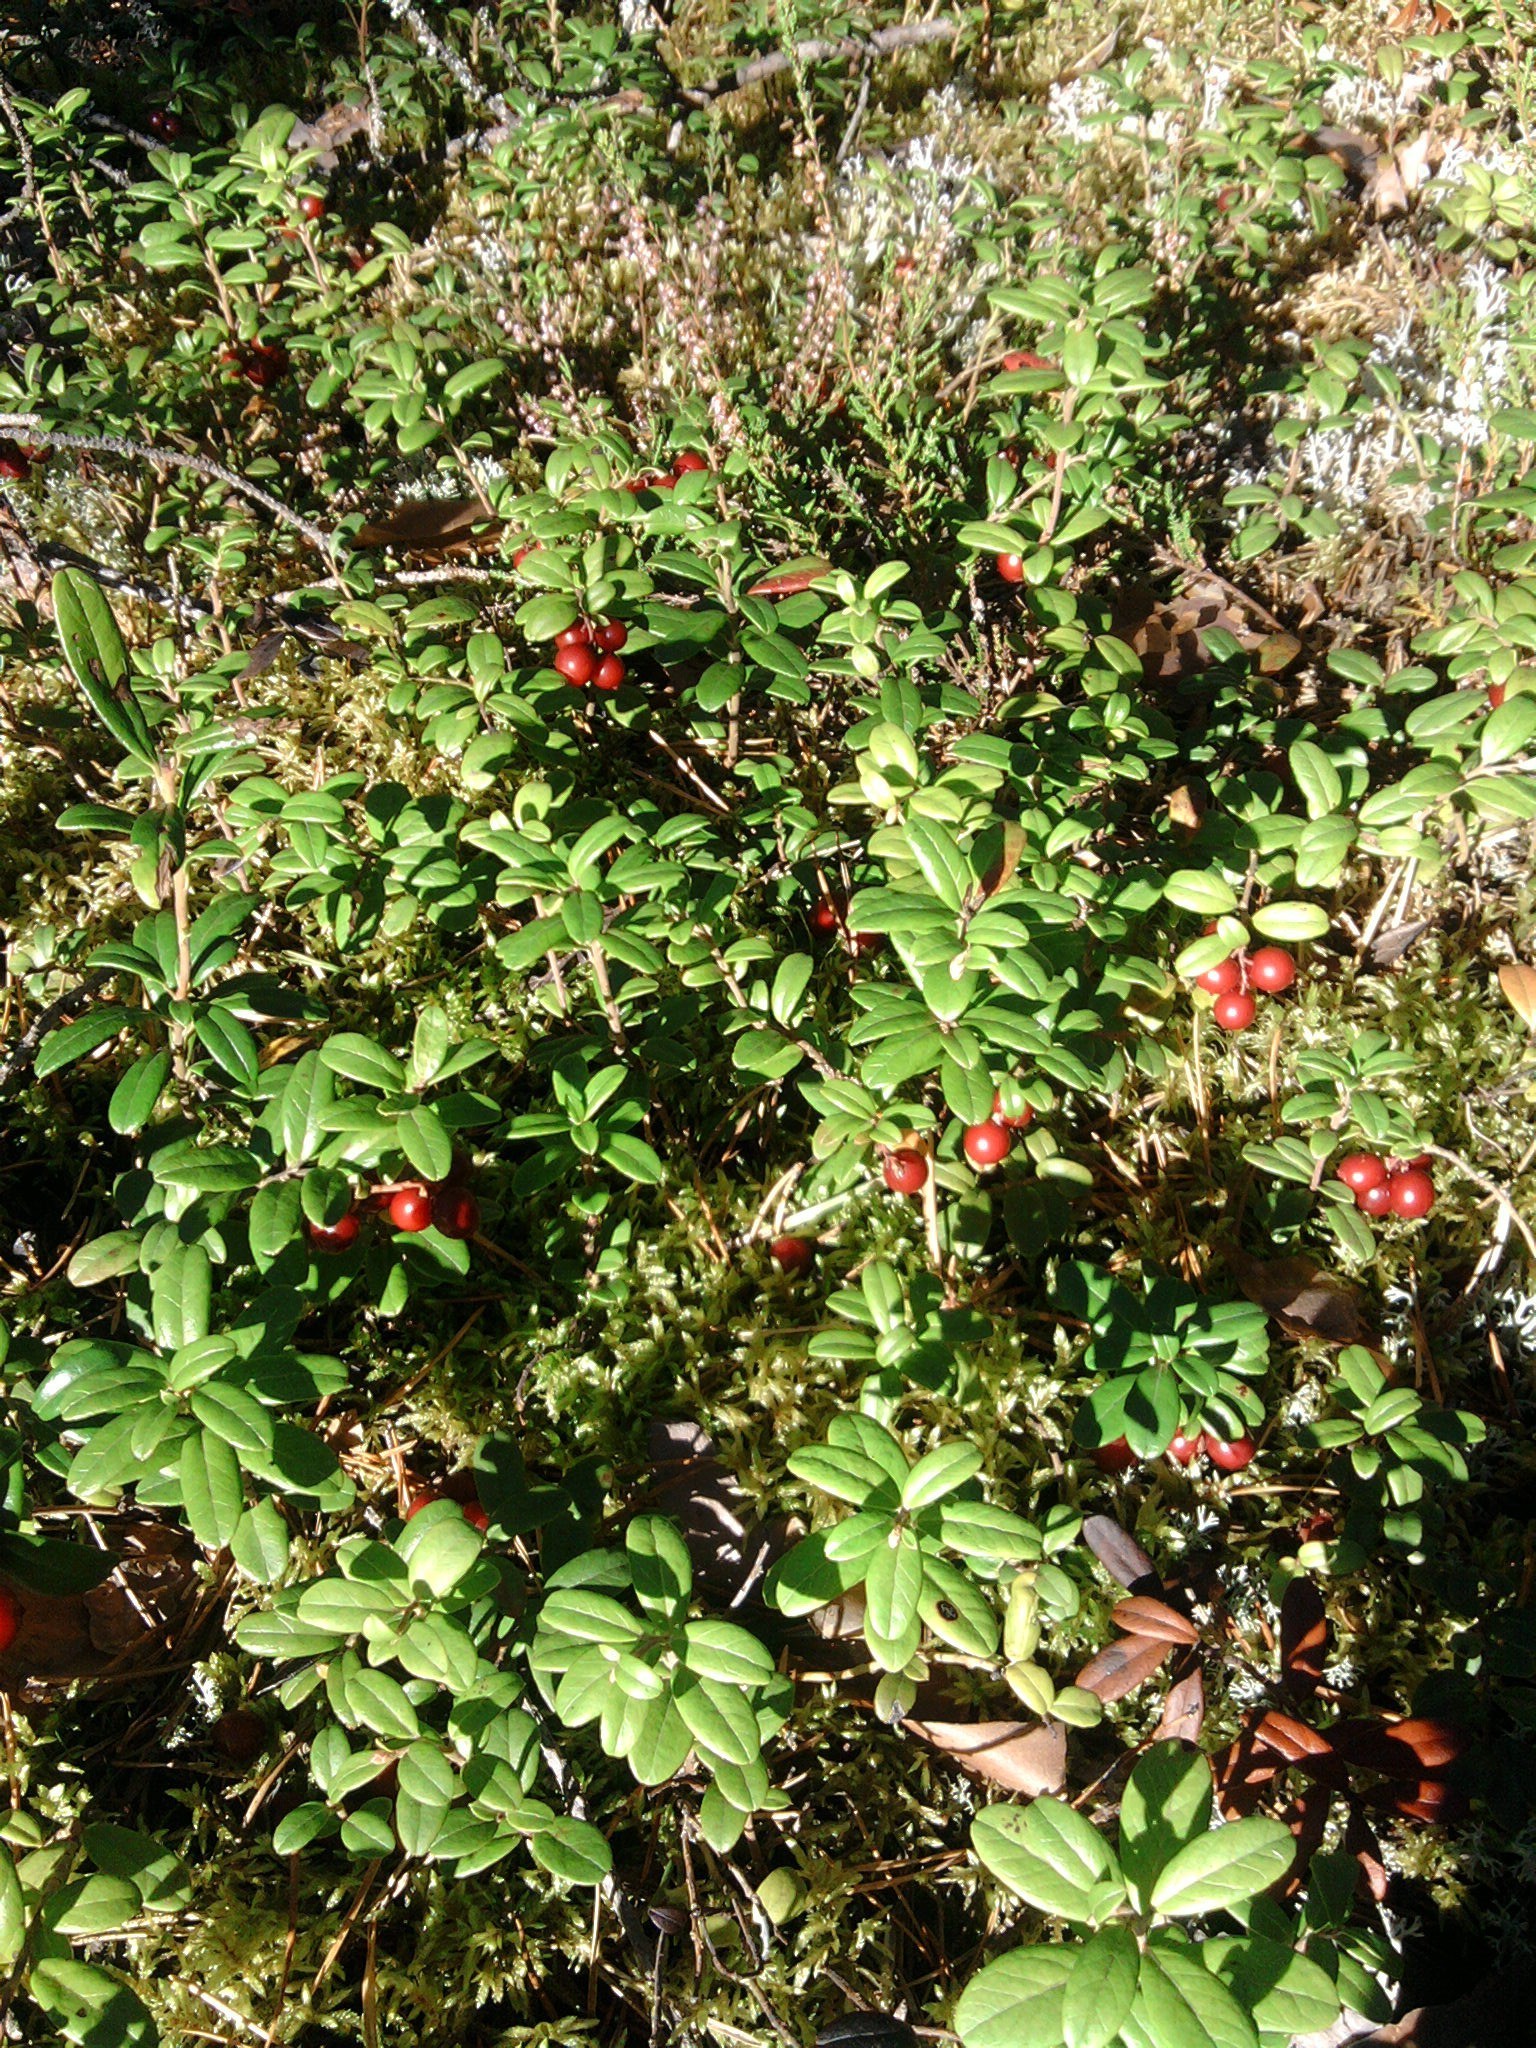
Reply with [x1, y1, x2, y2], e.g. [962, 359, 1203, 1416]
[850, 930, 883, 956]
[0, 441, 31, 482]
[1205, 1435, 1257, 1473]
[512, 545, 531, 567]
[592, 654, 626, 692]
[462, 1503, 490, 1533]
[242, 342, 289, 389]
[1488, 682, 1507, 710]
[1196, 957, 1241, 996]
[298, 193, 325, 222]
[770, 1235, 815, 1276]
[405, 1489, 443, 1519]
[1337, 1153, 1388, 1194]
[556, 623, 591, 648]
[963, 1120, 1012, 1169]
[554, 643, 597, 686]
[595, 620, 628, 652]
[672, 451, 709, 474]
[308, 1210, 360, 1254]
[995, 552, 1026, 584]
[148, 110, 182, 141]
[882, 1149, 929, 1196]
[1357, 1181, 1394, 1217]
[1212, 990, 1257, 1031]
[431, 1186, 480, 1240]
[1091, 1439, 1138, 1474]
[1388, 1169, 1435, 1220]
[992, 1089, 1034, 1130]
[0, 1584, 19, 1654]
[1246, 946, 1296, 993]
[1001, 350, 1052, 372]
[810, 894, 844, 934]
[388, 1185, 433, 1232]
[1168, 1431, 1203, 1466]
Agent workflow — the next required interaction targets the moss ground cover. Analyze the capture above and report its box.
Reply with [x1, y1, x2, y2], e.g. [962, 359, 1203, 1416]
[2, 2, 1536, 2043]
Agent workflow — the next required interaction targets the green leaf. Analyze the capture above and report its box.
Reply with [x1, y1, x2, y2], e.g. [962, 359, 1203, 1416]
[1249, 901, 1331, 942]
[596, 1131, 665, 1184]
[1289, 740, 1343, 819]
[29, 1959, 157, 2048]
[345, 1668, 421, 1743]
[682, 1619, 775, 1687]
[279, 1051, 335, 1166]
[395, 1741, 455, 1858]
[1149, 1815, 1294, 1918]
[397, 1103, 454, 1182]
[319, 1033, 406, 1091]
[229, 1499, 291, 1584]
[108, 1048, 170, 1135]
[1132, 1939, 1258, 2048]
[179, 1428, 245, 1551]
[955, 1947, 1074, 2048]
[1120, 1742, 1214, 1908]
[34, 1006, 139, 1081]
[0, 1846, 25, 1972]
[863, 1526, 923, 1668]
[672, 1671, 761, 1768]
[787, 1444, 894, 1506]
[189, 1382, 275, 1458]
[972, 1799, 1126, 1924]
[1063, 1924, 1140, 2048]
[1163, 870, 1239, 917]
[80, 1824, 191, 1912]
[1203, 1935, 1342, 2039]
[626, 1515, 692, 1622]
[44, 1873, 141, 1937]
[529, 1815, 612, 1887]
[194, 1004, 259, 1089]
[53, 568, 156, 763]
[902, 1440, 983, 1509]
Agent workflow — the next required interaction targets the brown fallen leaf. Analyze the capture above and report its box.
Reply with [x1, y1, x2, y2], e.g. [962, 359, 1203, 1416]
[356, 497, 504, 551]
[745, 557, 831, 598]
[1256, 632, 1303, 675]
[1153, 1667, 1205, 1744]
[906, 1717, 1068, 1796]
[972, 820, 1026, 904]
[1082, 1515, 1162, 1594]
[1227, 1250, 1373, 1347]
[1498, 961, 1536, 1028]
[1110, 574, 1286, 683]
[1167, 777, 1209, 836]
[1076, 1633, 1171, 1704]
[288, 100, 373, 168]
[1111, 1595, 1200, 1647]
[1281, 1577, 1329, 1701]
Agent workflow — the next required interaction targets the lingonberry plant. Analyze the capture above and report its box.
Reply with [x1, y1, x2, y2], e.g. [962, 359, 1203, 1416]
[1, 4, 1533, 2043]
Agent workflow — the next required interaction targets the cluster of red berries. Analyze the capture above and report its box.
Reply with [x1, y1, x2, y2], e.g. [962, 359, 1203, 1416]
[553, 618, 628, 691]
[147, 109, 182, 142]
[222, 341, 290, 390]
[809, 890, 880, 955]
[880, 1090, 1036, 1195]
[405, 1484, 489, 1533]
[1335, 1152, 1435, 1220]
[1092, 1431, 1255, 1474]
[1194, 942, 1296, 1032]
[623, 450, 711, 494]
[307, 1169, 480, 1254]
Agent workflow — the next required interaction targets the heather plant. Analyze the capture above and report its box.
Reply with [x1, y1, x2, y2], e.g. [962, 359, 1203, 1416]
[0, 3, 1534, 2045]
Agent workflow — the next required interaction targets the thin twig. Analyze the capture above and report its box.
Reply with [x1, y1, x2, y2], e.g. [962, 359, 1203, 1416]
[678, 19, 960, 108]
[0, 419, 334, 555]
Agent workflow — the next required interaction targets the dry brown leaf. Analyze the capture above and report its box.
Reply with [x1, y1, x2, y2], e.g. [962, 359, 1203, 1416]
[973, 820, 1026, 902]
[1153, 1667, 1206, 1744]
[1167, 778, 1209, 836]
[1111, 1595, 1200, 1647]
[288, 101, 373, 168]
[906, 1717, 1068, 1796]
[1227, 1250, 1372, 1348]
[1280, 1577, 1329, 1700]
[1082, 1515, 1161, 1594]
[356, 497, 504, 551]
[1256, 632, 1303, 675]
[745, 557, 831, 598]
[1076, 1633, 1171, 1704]
[1499, 961, 1536, 1028]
